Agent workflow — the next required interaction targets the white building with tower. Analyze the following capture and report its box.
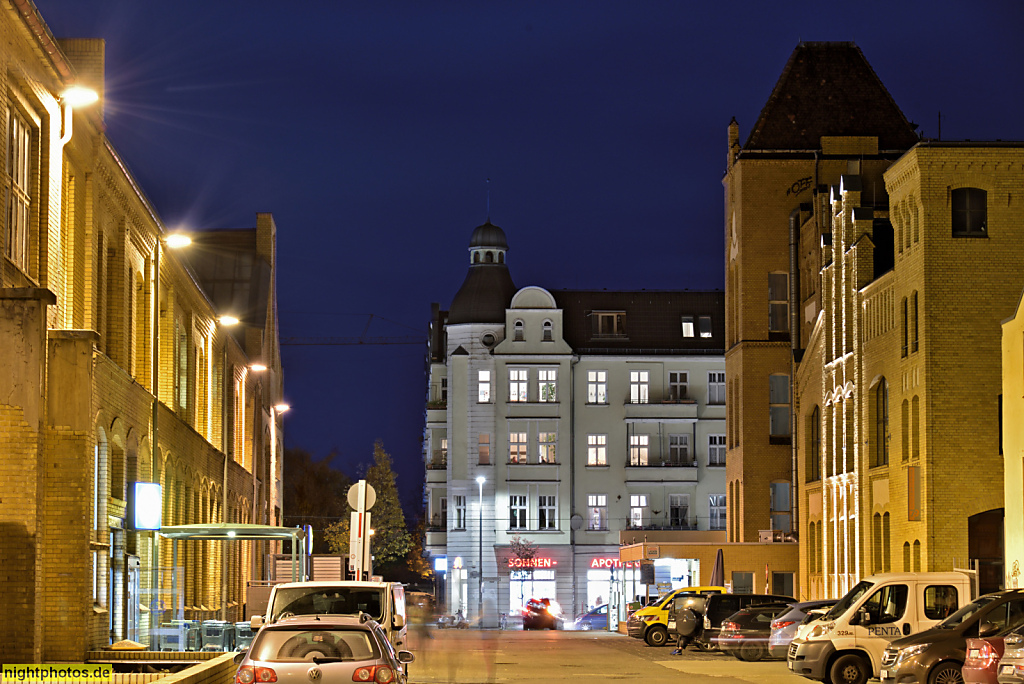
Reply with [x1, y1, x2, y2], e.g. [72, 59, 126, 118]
[423, 222, 727, 625]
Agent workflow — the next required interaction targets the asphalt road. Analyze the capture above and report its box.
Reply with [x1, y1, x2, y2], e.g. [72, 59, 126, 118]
[405, 628, 813, 684]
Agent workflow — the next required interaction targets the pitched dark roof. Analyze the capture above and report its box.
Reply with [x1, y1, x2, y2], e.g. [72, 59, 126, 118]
[184, 229, 271, 328]
[552, 290, 724, 354]
[447, 264, 517, 325]
[743, 42, 919, 151]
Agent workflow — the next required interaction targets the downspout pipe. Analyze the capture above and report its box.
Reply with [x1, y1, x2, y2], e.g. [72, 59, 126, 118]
[789, 208, 801, 540]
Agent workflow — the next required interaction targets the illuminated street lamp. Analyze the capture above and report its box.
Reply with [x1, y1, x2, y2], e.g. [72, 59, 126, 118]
[477, 475, 485, 624]
[58, 85, 98, 145]
[218, 315, 240, 326]
[250, 363, 268, 372]
[274, 403, 290, 413]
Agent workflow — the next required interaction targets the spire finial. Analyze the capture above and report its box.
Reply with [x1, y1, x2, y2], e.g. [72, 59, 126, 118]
[486, 178, 491, 222]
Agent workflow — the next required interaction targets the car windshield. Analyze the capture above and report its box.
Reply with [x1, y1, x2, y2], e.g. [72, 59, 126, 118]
[250, 628, 379, 662]
[936, 596, 995, 630]
[270, 587, 384, 622]
[672, 596, 706, 613]
[824, 581, 874, 621]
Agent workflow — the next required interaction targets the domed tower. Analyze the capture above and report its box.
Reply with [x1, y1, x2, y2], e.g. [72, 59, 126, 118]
[447, 222, 517, 325]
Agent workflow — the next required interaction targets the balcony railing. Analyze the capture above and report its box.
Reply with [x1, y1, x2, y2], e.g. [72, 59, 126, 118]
[426, 451, 447, 470]
[626, 458, 697, 468]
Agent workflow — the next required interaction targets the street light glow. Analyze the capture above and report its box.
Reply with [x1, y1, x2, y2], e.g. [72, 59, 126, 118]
[218, 315, 240, 326]
[164, 233, 192, 249]
[476, 476, 486, 485]
[62, 85, 98, 107]
[250, 363, 268, 372]
[274, 403, 291, 413]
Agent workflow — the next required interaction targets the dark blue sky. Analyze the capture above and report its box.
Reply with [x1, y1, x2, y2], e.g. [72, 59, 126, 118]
[37, 0, 1024, 514]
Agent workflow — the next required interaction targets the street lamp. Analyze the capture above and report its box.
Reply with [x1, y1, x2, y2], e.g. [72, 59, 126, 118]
[476, 475, 485, 625]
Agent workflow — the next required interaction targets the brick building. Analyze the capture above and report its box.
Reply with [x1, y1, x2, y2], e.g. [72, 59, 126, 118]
[0, 1, 284, 660]
[728, 42, 1016, 598]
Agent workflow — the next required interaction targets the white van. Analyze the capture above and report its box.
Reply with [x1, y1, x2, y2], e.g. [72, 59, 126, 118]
[788, 572, 974, 683]
[250, 581, 408, 648]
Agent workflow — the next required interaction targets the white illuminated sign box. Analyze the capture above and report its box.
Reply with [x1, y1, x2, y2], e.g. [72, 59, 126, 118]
[434, 556, 447, 572]
[134, 482, 162, 530]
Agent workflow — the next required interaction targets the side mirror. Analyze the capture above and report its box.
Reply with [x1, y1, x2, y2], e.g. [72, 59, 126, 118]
[250, 615, 264, 630]
[393, 615, 406, 629]
[979, 621, 1000, 637]
[232, 652, 246, 666]
[853, 609, 871, 626]
[397, 651, 415, 664]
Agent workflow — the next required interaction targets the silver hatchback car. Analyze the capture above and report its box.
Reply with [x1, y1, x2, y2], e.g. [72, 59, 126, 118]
[235, 614, 414, 684]
[998, 631, 1024, 683]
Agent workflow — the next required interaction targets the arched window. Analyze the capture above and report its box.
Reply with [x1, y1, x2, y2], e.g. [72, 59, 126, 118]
[903, 542, 911, 571]
[912, 396, 920, 459]
[473, 252, 480, 264]
[513, 320, 524, 341]
[901, 399, 910, 461]
[542, 320, 553, 342]
[484, 251, 494, 263]
[874, 379, 889, 467]
[807, 406, 821, 482]
[883, 513, 891, 571]
[913, 540, 922, 572]
[911, 292, 919, 353]
[498, 252, 504, 264]
[873, 514, 882, 573]
[901, 297, 908, 357]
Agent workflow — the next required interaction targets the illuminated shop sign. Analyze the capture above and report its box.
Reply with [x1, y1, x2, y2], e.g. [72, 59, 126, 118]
[589, 557, 638, 569]
[507, 557, 556, 568]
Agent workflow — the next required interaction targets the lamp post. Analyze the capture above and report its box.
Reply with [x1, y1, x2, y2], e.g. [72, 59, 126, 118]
[476, 475, 485, 625]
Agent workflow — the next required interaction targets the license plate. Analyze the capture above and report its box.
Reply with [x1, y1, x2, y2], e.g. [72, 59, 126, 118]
[788, 660, 794, 670]
[879, 669, 889, 680]
[668, 621, 675, 629]
[1003, 664, 1015, 675]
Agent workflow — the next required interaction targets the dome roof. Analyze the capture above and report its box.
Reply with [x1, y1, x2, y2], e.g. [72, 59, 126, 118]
[469, 221, 509, 250]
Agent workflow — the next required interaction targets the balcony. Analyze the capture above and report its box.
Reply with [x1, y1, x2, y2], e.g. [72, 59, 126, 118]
[624, 396, 698, 422]
[425, 402, 446, 425]
[506, 462, 560, 482]
[625, 462, 698, 483]
[426, 450, 447, 470]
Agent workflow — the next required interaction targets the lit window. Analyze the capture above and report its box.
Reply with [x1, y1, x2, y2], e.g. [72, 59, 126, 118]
[708, 371, 726, 405]
[454, 495, 467, 530]
[952, 187, 987, 236]
[509, 495, 527, 529]
[668, 371, 688, 401]
[5, 106, 32, 268]
[708, 435, 726, 466]
[538, 432, 556, 464]
[478, 370, 491, 403]
[670, 494, 689, 528]
[669, 434, 691, 465]
[587, 435, 607, 466]
[769, 273, 789, 332]
[587, 494, 607, 530]
[538, 495, 556, 530]
[709, 494, 726, 530]
[769, 375, 791, 436]
[478, 434, 490, 465]
[629, 495, 647, 528]
[539, 369, 557, 402]
[587, 370, 607, 404]
[629, 434, 649, 466]
[681, 316, 695, 337]
[699, 315, 713, 338]
[629, 370, 649, 404]
[509, 369, 528, 402]
[509, 432, 527, 464]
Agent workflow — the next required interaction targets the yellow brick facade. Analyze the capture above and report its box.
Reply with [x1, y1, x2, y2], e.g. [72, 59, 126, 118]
[0, 2, 284, 661]
[1003, 290, 1024, 590]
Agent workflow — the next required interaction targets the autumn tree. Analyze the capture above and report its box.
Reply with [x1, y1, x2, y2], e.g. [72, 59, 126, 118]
[325, 440, 412, 568]
[282, 448, 351, 553]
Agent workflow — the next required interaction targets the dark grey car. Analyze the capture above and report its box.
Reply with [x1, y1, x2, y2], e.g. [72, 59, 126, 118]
[668, 592, 795, 651]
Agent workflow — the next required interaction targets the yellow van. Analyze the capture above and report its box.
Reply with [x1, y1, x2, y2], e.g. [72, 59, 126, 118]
[626, 586, 726, 646]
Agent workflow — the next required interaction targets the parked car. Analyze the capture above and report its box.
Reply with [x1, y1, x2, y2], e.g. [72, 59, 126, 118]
[965, 623, 1024, 684]
[233, 614, 414, 684]
[715, 602, 792, 661]
[574, 604, 609, 631]
[668, 592, 795, 650]
[997, 629, 1024, 684]
[627, 586, 725, 647]
[880, 589, 1024, 684]
[523, 598, 563, 630]
[768, 601, 836, 659]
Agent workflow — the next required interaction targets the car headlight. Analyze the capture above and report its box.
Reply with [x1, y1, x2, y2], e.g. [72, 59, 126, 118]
[808, 623, 832, 639]
[898, 644, 931, 662]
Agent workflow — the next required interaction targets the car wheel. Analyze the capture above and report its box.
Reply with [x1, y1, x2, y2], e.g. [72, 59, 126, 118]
[580, 622, 592, 631]
[738, 641, 766, 662]
[645, 625, 669, 647]
[694, 639, 712, 652]
[829, 654, 870, 684]
[928, 662, 964, 684]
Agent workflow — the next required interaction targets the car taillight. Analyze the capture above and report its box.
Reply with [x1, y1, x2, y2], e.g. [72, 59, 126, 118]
[772, 620, 796, 630]
[722, 621, 740, 631]
[978, 643, 997, 669]
[237, 667, 277, 684]
[352, 666, 394, 683]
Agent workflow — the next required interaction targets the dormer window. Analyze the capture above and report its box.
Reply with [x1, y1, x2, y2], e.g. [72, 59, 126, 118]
[592, 311, 626, 338]
[681, 316, 695, 337]
[952, 187, 987, 236]
[542, 320, 553, 342]
[514, 320, 524, 341]
[699, 315, 713, 338]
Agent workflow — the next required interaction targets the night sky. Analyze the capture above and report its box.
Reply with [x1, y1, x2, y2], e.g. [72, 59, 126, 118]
[37, 0, 1024, 516]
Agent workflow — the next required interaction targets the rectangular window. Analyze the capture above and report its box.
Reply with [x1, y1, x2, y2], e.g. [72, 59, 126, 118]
[911, 292, 919, 353]
[587, 434, 607, 466]
[440, 497, 448, 527]
[478, 370, 491, 403]
[699, 315, 713, 338]
[708, 371, 726, 405]
[538, 495, 556, 530]
[509, 432, 527, 464]
[952, 187, 987, 235]
[509, 495, 527, 529]
[509, 369, 528, 402]
[629, 495, 647, 528]
[708, 435, 726, 466]
[769, 375, 791, 436]
[593, 311, 626, 337]
[587, 494, 607, 530]
[539, 369, 557, 402]
[709, 494, 726, 530]
[923, 586, 960, 621]
[478, 434, 490, 465]
[176, 322, 189, 410]
[670, 494, 689, 528]
[5, 107, 32, 268]
[629, 434, 649, 466]
[454, 495, 467, 530]
[681, 316, 695, 338]
[732, 571, 753, 595]
[669, 434, 691, 466]
[538, 432, 556, 464]
[441, 377, 448, 402]
[587, 370, 607, 404]
[630, 370, 650, 404]
[770, 482, 791, 533]
[769, 273, 789, 332]
[668, 371, 688, 401]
